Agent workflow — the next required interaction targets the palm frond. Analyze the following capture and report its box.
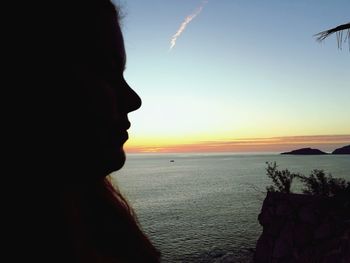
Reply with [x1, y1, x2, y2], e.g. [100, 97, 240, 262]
[314, 22, 350, 50]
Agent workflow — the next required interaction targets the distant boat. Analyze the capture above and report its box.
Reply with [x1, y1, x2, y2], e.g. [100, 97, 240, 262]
[170, 160, 175, 162]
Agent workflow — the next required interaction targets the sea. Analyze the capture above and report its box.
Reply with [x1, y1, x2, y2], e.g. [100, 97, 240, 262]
[111, 153, 350, 263]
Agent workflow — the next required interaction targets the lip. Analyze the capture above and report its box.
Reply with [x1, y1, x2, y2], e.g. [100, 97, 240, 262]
[115, 120, 130, 131]
[113, 129, 128, 145]
[124, 122, 131, 130]
[110, 120, 130, 145]
[121, 130, 129, 142]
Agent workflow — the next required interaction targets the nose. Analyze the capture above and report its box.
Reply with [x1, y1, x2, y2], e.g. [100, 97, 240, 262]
[123, 81, 142, 113]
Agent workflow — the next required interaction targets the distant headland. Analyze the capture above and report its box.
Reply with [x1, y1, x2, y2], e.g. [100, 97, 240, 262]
[332, 145, 350, 154]
[281, 148, 327, 155]
[281, 145, 350, 155]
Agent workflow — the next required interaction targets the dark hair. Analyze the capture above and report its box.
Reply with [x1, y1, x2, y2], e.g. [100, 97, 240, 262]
[13, 1, 160, 262]
[64, 178, 161, 263]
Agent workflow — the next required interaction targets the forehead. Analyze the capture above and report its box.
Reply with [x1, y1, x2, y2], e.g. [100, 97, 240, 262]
[96, 10, 126, 63]
[110, 15, 126, 59]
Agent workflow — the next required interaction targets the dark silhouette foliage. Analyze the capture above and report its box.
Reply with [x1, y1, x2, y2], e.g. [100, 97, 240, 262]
[315, 22, 350, 51]
[265, 163, 350, 198]
[265, 162, 298, 194]
[297, 170, 350, 197]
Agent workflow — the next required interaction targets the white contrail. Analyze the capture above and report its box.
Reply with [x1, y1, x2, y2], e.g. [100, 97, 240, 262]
[169, 1, 208, 51]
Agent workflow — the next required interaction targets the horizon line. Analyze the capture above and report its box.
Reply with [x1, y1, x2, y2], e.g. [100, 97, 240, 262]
[125, 134, 350, 153]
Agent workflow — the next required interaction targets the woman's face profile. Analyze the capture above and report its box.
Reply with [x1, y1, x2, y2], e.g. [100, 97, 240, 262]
[74, 9, 141, 177]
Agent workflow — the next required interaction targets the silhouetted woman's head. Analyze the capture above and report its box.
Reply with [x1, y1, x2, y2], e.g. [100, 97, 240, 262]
[40, 0, 141, 180]
[18, 1, 161, 262]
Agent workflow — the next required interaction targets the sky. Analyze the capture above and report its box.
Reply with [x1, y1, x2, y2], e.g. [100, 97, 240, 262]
[113, 0, 350, 153]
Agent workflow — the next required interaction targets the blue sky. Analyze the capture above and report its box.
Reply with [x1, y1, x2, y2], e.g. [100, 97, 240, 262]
[112, 0, 350, 152]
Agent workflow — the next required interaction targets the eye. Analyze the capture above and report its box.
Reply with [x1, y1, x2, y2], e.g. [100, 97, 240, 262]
[98, 62, 120, 81]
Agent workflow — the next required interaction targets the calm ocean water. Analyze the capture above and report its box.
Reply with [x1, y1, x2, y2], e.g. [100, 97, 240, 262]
[111, 153, 350, 263]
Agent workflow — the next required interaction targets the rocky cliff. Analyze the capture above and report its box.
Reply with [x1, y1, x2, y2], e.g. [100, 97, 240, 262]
[254, 192, 350, 262]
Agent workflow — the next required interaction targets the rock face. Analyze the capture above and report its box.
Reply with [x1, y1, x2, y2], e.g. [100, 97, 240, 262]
[281, 147, 327, 155]
[254, 192, 350, 263]
[332, 145, 350, 155]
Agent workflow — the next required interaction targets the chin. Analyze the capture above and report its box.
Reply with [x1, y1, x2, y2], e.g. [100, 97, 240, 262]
[80, 146, 126, 180]
[103, 147, 126, 175]
[113, 147, 126, 171]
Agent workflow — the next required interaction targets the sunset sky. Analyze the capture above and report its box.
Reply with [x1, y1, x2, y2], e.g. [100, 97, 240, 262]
[114, 0, 350, 153]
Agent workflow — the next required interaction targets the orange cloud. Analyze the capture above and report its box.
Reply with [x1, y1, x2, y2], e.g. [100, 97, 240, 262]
[125, 135, 350, 153]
